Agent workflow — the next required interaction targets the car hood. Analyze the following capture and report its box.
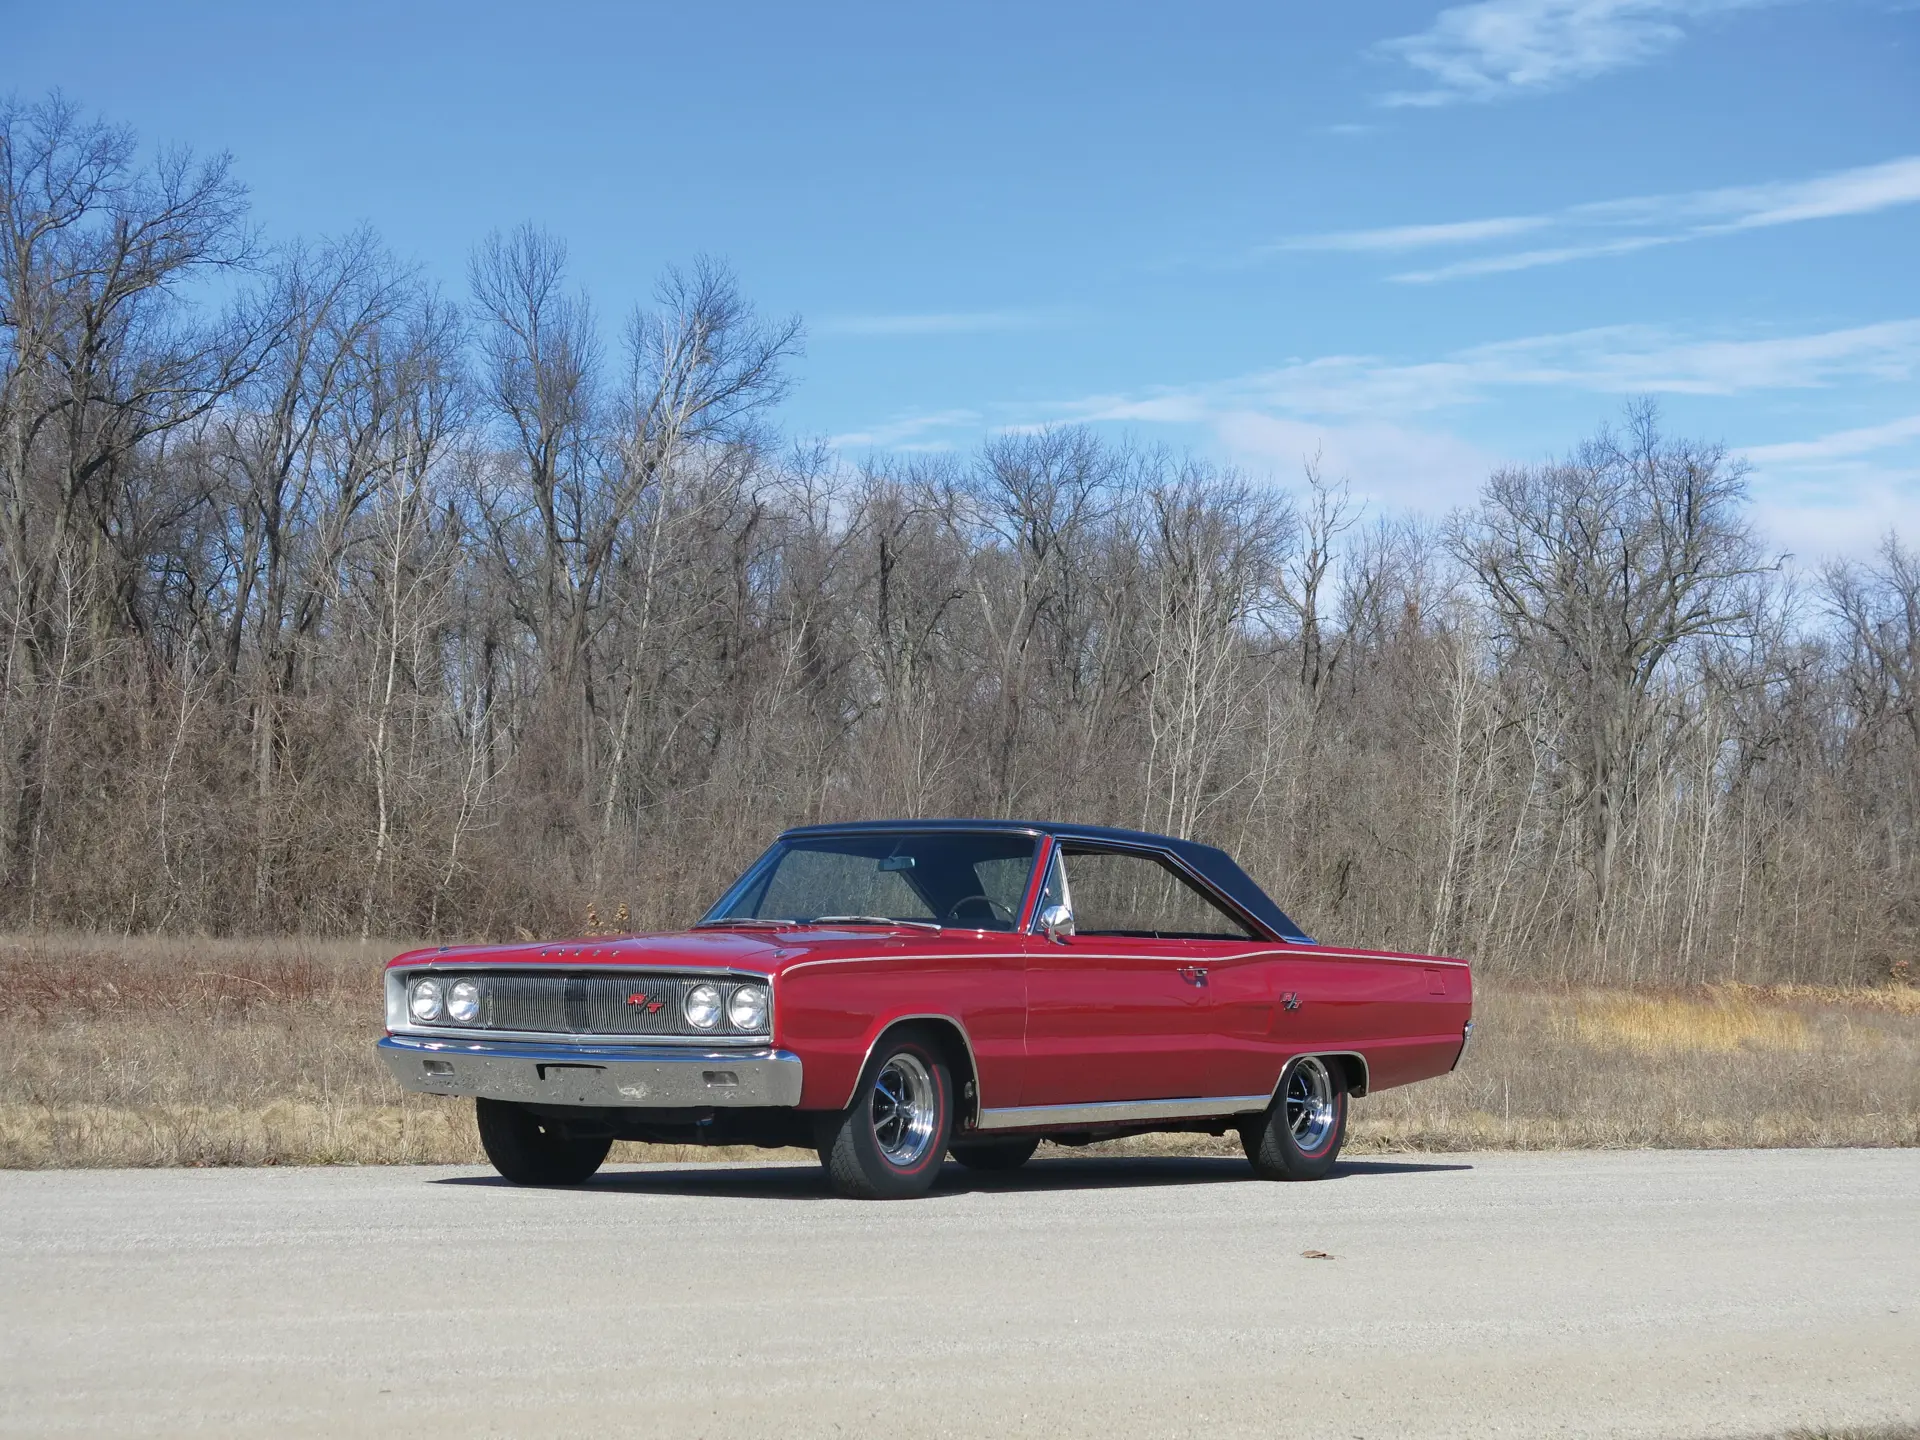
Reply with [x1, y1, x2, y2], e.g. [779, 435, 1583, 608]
[387, 925, 969, 977]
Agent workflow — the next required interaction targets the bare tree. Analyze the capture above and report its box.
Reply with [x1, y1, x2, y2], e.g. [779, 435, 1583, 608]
[1449, 402, 1771, 930]
[1, 94, 254, 905]
[2, 94, 1911, 991]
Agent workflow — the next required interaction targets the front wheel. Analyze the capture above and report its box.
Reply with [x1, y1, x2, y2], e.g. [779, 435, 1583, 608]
[818, 1031, 953, 1199]
[1240, 1055, 1348, 1181]
[475, 1099, 612, 1186]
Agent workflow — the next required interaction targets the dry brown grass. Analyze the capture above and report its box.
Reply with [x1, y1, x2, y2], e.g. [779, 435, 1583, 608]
[2, 932, 1916, 1168]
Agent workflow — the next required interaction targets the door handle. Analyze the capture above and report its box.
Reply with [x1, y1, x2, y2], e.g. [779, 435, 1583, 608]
[1177, 966, 1209, 986]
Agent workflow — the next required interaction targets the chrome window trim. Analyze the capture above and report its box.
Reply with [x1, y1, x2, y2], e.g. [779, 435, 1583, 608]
[1030, 837, 1276, 942]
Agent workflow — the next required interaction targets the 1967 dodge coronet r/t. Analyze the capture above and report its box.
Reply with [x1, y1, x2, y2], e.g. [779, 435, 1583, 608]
[378, 820, 1472, 1198]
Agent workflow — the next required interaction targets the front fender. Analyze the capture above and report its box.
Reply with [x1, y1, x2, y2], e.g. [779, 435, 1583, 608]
[775, 952, 1023, 1111]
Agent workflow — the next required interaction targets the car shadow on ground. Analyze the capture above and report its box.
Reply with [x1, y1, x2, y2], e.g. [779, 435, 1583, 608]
[433, 1154, 1471, 1201]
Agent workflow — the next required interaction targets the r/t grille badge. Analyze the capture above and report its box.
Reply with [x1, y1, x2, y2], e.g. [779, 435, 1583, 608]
[626, 992, 666, 1013]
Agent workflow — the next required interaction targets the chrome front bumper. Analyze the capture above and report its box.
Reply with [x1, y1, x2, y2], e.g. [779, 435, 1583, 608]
[377, 1035, 804, 1108]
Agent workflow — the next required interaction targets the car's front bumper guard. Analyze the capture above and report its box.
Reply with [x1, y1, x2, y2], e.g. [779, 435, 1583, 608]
[377, 1035, 804, 1109]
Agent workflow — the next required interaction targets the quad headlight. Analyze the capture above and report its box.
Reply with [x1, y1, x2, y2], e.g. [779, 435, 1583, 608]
[401, 971, 765, 1035]
[728, 983, 769, 1032]
[407, 977, 443, 1022]
[446, 979, 481, 1023]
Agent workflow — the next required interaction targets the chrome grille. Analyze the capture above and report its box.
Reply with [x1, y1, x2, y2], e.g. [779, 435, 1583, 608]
[413, 970, 767, 1038]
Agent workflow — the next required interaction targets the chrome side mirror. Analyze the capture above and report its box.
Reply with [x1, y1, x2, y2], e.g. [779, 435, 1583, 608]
[1038, 903, 1075, 944]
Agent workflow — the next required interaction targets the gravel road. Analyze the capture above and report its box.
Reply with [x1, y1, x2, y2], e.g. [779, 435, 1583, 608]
[2, 1149, 1915, 1438]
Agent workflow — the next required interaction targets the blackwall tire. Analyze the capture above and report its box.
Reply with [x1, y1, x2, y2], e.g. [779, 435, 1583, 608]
[475, 1098, 612, 1186]
[1240, 1055, 1348, 1181]
[818, 1030, 953, 1199]
[949, 1137, 1040, 1171]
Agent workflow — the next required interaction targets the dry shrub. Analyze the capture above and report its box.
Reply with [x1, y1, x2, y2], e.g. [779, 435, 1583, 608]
[1563, 989, 1812, 1055]
[2, 932, 1916, 1168]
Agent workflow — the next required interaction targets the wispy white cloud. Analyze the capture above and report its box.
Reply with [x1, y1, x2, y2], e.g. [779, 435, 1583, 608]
[1742, 412, 1920, 466]
[1049, 321, 1920, 427]
[1739, 413, 1920, 557]
[1276, 156, 1920, 282]
[1377, 0, 1780, 107]
[819, 310, 1051, 338]
[1394, 234, 1681, 281]
[827, 323, 1920, 553]
[1276, 214, 1551, 254]
[828, 409, 980, 450]
[1212, 413, 1507, 511]
[1019, 322, 1920, 544]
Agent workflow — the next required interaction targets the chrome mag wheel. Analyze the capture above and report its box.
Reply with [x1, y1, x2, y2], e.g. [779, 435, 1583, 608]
[1285, 1055, 1337, 1153]
[870, 1051, 939, 1167]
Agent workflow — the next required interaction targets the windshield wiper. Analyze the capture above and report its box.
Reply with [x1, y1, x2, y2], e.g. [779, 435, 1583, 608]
[693, 917, 793, 929]
[808, 915, 943, 932]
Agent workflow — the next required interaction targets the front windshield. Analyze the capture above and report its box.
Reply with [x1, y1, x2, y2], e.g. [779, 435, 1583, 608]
[703, 833, 1040, 931]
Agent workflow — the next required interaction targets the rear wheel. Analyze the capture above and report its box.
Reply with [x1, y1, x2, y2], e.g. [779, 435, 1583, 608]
[1240, 1055, 1347, 1181]
[475, 1098, 612, 1186]
[818, 1031, 953, 1199]
[949, 1136, 1040, 1171]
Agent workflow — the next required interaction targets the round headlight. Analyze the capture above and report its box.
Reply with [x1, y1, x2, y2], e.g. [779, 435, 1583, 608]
[684, 983, 723, 1030]
[408, 977, 443, 1022]
[728, 984, 769, 1032]
[446, 979, 480, 1023]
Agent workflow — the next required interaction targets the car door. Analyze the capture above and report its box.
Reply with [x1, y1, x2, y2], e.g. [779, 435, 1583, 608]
[1020, 844, 1222, 1106]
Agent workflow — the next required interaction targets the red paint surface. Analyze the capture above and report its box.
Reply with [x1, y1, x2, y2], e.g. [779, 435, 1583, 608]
[387, 927, 1472, 1116]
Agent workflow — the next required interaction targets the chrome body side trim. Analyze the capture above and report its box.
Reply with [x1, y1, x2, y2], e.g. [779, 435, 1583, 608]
[843, 1014, 986, 1121]
[376, 1035, 803, 1109]
[974, 1094, 1272, 1131]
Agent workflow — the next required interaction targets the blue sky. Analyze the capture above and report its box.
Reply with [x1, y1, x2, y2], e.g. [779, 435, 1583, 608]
[7, 0, 1918, 556]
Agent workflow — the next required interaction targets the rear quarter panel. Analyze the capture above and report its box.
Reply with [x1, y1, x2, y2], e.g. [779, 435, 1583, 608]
[1286, 950, 1471, 1091]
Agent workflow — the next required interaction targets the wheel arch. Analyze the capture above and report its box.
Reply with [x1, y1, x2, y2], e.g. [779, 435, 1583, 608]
[844, 1014, 982, 1126]
[1272, 1050, 1369, 1101]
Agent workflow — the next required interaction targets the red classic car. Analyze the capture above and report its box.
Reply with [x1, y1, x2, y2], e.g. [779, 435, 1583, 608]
[378, 820, 1473, 1198]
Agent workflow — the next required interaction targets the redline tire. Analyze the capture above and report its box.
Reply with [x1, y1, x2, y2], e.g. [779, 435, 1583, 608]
[475, 1098, 612, 1186]
[818, 1030, 953, 1199]
[1240, 1055, 1348, 1181]
[949, 1137, 1041, 1171]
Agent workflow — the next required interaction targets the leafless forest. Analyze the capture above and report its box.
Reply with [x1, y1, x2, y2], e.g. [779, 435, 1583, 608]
[3, 96, 1916, 984]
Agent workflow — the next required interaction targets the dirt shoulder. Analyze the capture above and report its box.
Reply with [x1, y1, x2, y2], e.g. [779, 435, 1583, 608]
[3, 933, 1916, 1168]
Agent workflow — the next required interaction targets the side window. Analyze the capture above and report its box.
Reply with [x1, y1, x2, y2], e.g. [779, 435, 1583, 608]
[1061, 848, 1255, 939]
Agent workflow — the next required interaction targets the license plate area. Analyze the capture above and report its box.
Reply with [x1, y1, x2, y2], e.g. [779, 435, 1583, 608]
[537, 1063, 607, 1081]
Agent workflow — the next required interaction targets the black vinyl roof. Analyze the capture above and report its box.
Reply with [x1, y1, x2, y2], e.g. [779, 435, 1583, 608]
[779, 818, 1314, 944]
